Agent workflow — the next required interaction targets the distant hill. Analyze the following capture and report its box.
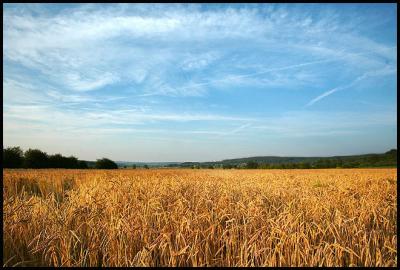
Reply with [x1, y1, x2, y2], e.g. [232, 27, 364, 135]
[84, 149, 397, 169]
[169, 149, 398, 169]
[220, 149, 397, 166]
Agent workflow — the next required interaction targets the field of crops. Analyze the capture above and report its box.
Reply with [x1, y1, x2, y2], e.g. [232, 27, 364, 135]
[2, 168, 397, 267]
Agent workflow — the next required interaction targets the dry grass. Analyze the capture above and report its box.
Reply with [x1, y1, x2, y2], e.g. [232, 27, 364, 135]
[2, 168, 397, 267]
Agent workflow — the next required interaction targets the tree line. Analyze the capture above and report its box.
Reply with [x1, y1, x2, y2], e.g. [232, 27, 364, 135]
[3, 146, 118, 169]
[4, 146, 396, 170]
[184, 149, 397, 169]
[221, 160, 359, 169]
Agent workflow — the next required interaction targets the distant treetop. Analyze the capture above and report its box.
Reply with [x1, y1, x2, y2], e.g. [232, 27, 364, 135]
[95, 158, 118, 169]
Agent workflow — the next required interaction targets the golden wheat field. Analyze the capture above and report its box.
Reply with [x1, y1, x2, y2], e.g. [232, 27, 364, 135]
[2, 168, 397, 267]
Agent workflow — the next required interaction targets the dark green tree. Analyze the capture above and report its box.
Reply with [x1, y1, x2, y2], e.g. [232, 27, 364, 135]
[299, 162, 311, 169]
[65, 156, 79, 168]
[24, 149, 49, 168]
[246, 161, 259, 169]
[3, 147, 24, 168]
[223, 164, 233, 169]
[77, 160, 88, 169]
[48, 154, 64, 168]
[260, 163, 270, 169]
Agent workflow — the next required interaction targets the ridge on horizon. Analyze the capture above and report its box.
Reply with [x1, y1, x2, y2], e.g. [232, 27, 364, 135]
[115, 149, 397, 164]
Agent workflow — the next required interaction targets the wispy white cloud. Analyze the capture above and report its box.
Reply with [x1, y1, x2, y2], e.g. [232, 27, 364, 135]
[3, 101, 255, 132]
[156, 48, 396, 95]
[3, 77, 126, 109]
[64, 72, 119, 92]
[180, 52, 220, 71]
[4, 4, 396, 96]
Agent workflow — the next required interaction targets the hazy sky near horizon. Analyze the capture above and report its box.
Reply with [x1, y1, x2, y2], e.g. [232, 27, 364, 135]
[3, 3, 397, 162]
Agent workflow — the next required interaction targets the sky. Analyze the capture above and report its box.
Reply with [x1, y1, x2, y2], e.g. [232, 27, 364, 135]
[3, 3, 397, 162]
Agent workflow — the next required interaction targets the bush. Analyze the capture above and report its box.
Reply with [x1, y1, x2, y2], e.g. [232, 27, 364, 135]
[95, 158, 118, 169]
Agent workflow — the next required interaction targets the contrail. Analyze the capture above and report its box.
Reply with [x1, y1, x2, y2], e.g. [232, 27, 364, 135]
[305, 75, 365, 107]
[305, 86, 345, 107]
[226, 123, 252, 135]
[305, 64, 396, 107]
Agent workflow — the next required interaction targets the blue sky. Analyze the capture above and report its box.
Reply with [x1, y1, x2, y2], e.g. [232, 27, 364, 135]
[3, 3, 397, 162]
